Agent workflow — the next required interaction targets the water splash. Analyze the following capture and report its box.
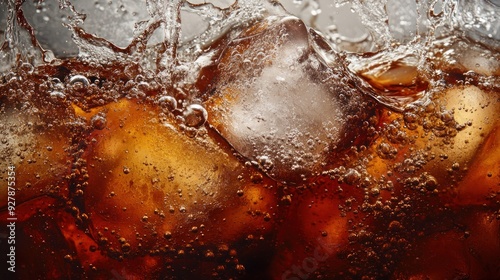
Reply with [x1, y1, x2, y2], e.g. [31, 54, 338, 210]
[1, 0, 499, 110]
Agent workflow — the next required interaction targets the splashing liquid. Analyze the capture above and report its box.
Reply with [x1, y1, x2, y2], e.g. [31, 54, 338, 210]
[0, 0, 499, 279]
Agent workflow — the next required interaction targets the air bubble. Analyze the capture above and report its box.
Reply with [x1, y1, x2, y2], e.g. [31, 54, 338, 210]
[121, 243, 131, 252]
[123, 166, 130, 174]
[424, 175, 438, 191]
[20, 63, 34, 74]
[236, 264, 245, 271]
[183, 104, 208, 128]
[164, 231, 172, 239]
[134, 74, 145, 83]
[371, 188, 380, 196]
[184, 126, 198, 138]
[158, 96, 177, 111]
[50, 91, 66, 100]
[69, 75, 90, 88]
[5, 72, 18, 82]
[257, 155, 274, 171]
[91, 115, 107, 130]
[205, 250, 215, 258]
[344, 168, 361, 185]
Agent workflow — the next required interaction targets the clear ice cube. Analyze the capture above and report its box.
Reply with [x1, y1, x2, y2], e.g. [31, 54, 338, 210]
[206, 16, 362, 182]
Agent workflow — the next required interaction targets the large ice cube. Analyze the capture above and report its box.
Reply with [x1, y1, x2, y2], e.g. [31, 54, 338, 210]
[205, 16, 363, 182]
[79, 98, 277, 256]
[0, 85, 76, 212]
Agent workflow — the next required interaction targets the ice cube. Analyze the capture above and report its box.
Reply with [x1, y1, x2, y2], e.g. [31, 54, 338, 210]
[365, 84, 499, 204]
[387, 0, 418, 42]
[206, 16, 363, 182]
[0, 96, 75, 213]
[80, 98, 277, 255]
[455, 0, 500, 48]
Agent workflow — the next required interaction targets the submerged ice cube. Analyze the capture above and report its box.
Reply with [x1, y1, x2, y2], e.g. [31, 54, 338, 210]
[205, 16, 364, 182]
[79, 99, 277, 254]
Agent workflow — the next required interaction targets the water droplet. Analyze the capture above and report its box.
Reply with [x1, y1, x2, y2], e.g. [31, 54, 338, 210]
[183, 104, 208, 128]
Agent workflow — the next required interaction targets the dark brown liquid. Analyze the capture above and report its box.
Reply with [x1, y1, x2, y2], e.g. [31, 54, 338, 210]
[1, 15, 500, 280]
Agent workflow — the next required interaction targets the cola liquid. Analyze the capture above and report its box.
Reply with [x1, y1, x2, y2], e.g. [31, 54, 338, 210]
[1, 0, 499, 279]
